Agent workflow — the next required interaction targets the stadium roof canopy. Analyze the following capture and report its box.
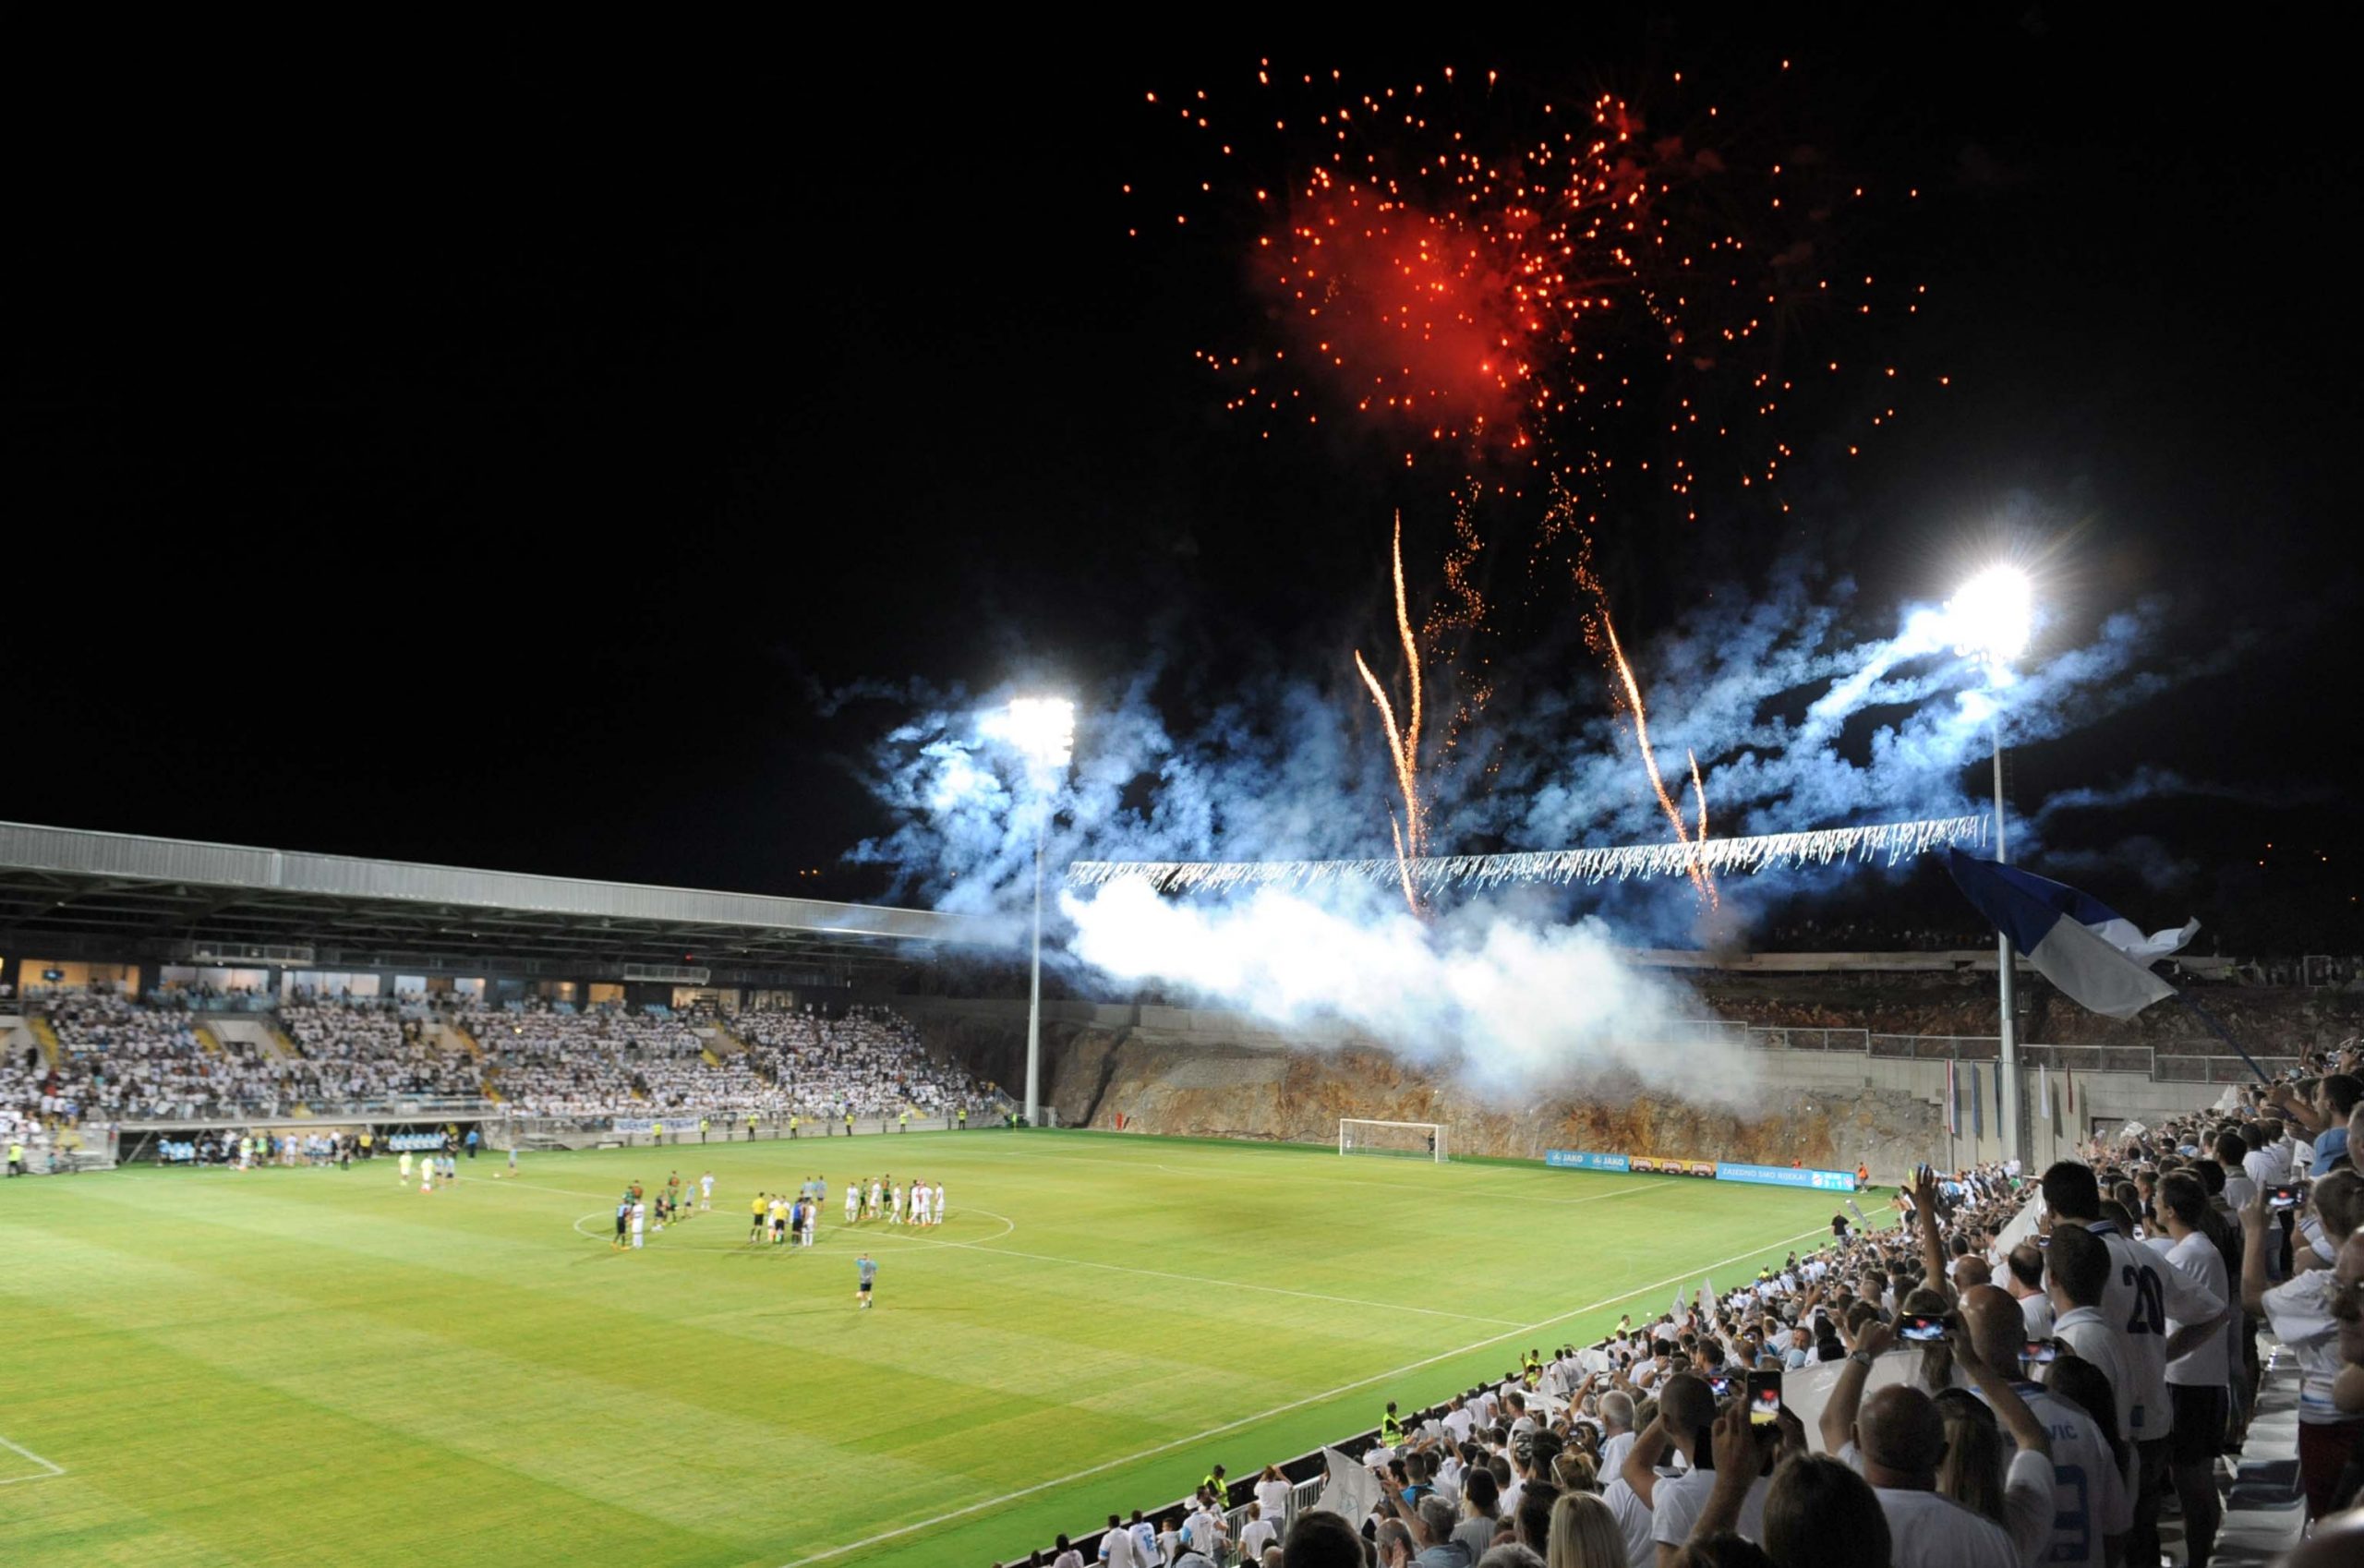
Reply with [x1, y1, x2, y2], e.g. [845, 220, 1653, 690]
[0, 822, 1002, 985]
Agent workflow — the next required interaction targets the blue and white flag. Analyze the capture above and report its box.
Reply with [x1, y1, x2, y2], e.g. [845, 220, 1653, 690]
[1946, 848, 2198, 1019]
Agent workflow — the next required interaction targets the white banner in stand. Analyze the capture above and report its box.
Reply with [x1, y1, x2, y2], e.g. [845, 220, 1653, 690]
[611, 1116, 704, 1135]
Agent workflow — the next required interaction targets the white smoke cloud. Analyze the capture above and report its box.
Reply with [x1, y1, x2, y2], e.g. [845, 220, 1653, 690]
[1061, 878, 1757, 1104]
[838, 539, 2245, 1096]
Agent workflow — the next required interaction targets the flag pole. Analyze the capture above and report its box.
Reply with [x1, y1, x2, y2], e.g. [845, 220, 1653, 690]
[2170, 990, 2274, 1087]
[1992, 714, 2023, 1172]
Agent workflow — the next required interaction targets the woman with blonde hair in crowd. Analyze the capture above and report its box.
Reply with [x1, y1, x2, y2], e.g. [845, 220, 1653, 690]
[1544, 1491, 1627, 1568]
[1550, 1449, 1598, 1495]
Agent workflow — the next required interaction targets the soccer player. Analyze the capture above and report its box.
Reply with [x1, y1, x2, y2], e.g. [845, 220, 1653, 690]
[506, 1142, 519, 1176]
[750, 1192, 767, 1242]
[844, 1179, 860, 1225]
[770, 1194, 789, 1245]
[613, 1197, 630, 1248]
[699, 1171, 714, 1211]
[856, 1252, 877, 1309]
[910, 1180, 929, 1227]
[933, 1179, 946, 1225]
[800, 1197, 818, 1248]
[630, 1198, 645, 1248]
[398, 1150, 414, 1187]
[867, 1176, 884, 1218]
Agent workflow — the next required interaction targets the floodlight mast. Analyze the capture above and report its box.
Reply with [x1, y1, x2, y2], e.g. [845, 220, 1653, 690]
[1003, 698, 1074, 1128]
[1948, 567, 2033, 1171]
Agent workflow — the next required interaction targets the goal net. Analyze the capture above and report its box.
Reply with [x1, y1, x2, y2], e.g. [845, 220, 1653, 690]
[1339, 1118, 1448, 1162]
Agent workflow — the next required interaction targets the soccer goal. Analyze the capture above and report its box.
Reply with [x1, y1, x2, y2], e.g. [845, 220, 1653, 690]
[1339, 1118, 1449, 1162]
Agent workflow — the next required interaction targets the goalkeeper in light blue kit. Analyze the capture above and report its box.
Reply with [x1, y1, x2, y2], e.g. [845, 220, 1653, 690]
[856, 1253, 878, 1309]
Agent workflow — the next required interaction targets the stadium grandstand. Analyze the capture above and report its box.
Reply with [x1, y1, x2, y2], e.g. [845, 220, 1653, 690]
[0, 821, 1007, 1162]
[6, 816, 2361, 1567]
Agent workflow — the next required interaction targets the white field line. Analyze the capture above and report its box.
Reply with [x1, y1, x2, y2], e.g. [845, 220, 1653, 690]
[0, 1433, 66, 1487]
[777, 1221, 1833, 1568]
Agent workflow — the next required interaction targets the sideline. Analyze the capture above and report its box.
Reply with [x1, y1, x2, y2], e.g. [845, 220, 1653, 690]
[775, 1220, 1835, 1568]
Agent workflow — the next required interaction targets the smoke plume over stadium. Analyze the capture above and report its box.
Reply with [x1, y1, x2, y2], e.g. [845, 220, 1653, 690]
[839, 544, 2230, 1096]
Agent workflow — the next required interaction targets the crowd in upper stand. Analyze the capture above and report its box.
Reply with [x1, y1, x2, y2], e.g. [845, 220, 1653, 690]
[1, 988, 972, 1131]
[735, 1003, 980, 1118]
[461, 1003, 709, 1116]
[280, 998, 481, 1101]
[42, 992, 280, 1119]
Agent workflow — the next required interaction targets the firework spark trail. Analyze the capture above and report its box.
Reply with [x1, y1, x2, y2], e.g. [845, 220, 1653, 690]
[1590, 588, 1719, 907]
[1354, 514, 1428, 910]
[1688, 747, 1708, 845]
[1425, 486, 1493, 766]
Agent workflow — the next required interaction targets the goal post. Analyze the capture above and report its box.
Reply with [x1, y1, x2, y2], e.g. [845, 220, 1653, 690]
[1338, 1118, 1448, 1162]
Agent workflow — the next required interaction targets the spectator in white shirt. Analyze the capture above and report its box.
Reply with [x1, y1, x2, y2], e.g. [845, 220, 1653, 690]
[1837, 1383, 2020, 1568]
[2000, 1243, 2053, 1339]
[1597, 1391, 1638, 1483]
[1253, 1465, 1292, 1524]
[1959, 1283, 2128, 1568]
[2153, 1172, 2236, 1566]
[1099, 1512, 1136, 1568]
[1236, 1502, 1278, 1562]
[2241, 1168, 2364, 1519]
[1620, 1372, 1770, 1563]
[2215, 1128, 2260, 1211]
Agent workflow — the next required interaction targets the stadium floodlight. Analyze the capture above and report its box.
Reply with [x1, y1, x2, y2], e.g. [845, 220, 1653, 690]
[993, 696, 1075, 1130]
[1946, 565, 2032, 669]
[1950, 564, 2035, 1171]
[995, 696, 1075, 772]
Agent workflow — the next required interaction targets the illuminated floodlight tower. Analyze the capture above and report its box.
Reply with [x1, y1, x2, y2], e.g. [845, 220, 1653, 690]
[997, 697, 1074, 1128]
[1948, 566, 2033, 1168]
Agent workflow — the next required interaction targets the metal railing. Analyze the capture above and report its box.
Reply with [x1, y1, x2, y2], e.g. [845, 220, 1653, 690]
[1659, 1019, 2303, 1085]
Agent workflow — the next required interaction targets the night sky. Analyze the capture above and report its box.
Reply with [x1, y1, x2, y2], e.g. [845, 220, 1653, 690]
[7, 17, 2357, 947]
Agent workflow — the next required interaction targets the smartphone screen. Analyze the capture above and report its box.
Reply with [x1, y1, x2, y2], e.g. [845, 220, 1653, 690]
[1746, 1369, 1782, 1425]
[2271, 1185, 2304, 1212]
[2023, 1340, 2056, 1365]
[1900, 1314, 1948, 1343]
[1707, 1373, 1736, 1399]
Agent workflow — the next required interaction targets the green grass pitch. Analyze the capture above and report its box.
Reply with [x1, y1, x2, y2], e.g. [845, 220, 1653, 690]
[0, 1128, 1878, 1567]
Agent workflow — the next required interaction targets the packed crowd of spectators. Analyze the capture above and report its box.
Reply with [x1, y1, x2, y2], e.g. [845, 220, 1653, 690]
[1030, 1064, 2364, 1568]
[463, 1003, 710, 1116]
[44, 992, 283, 1119]
[280, 999, 484, 1102]
[735, 1004, 979, 1118]
[5, 989, 976, 1129]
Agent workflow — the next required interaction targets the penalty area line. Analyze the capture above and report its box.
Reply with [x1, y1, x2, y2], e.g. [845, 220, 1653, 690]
[775, 1220, 1833, 1568]
[0, 1433, 66, 1487]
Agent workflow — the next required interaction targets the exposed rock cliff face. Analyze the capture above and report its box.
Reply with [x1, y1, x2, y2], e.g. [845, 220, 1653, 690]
[908, 969, 2357, 1165]
[1007, 1029, 1937, 1172]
